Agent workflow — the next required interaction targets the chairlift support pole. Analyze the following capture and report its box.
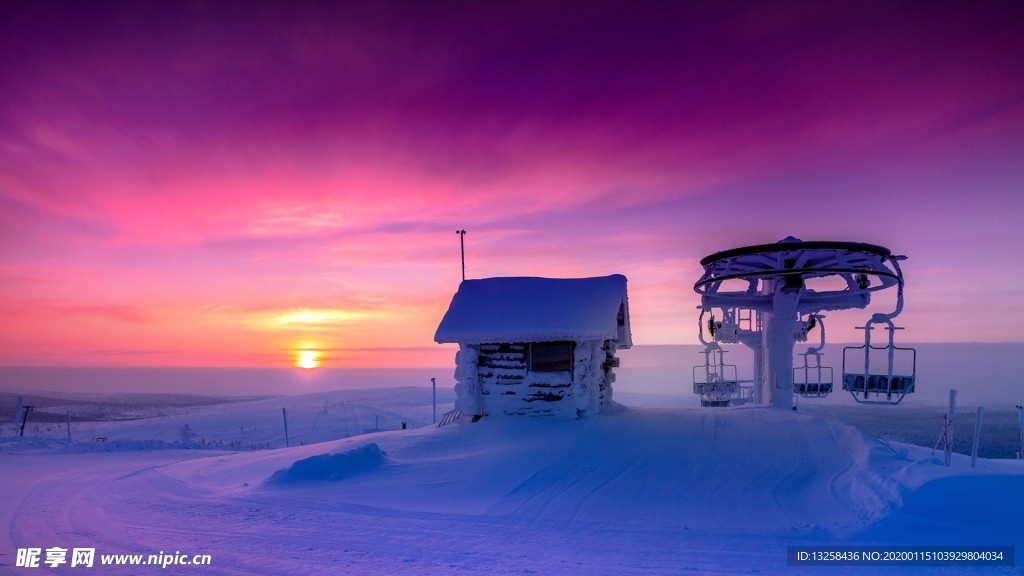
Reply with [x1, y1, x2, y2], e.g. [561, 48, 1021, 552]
[763, 281, 800, 409]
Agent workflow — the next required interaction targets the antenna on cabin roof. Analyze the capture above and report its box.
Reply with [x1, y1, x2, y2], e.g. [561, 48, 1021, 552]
[456, 229, 466, 281]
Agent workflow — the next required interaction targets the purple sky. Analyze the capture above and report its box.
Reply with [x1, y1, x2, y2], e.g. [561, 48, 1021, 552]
[1, 0, 1022, 368]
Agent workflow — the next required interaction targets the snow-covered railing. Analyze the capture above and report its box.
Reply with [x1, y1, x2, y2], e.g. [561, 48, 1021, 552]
[438, 409, 461, 428]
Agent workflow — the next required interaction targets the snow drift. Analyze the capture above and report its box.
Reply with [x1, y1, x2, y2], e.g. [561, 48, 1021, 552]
[169, 407, 918, 535]
[266, 443, 388, 483]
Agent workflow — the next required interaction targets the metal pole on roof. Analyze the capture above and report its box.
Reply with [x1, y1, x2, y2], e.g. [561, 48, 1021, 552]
[456, 229, 466, 281]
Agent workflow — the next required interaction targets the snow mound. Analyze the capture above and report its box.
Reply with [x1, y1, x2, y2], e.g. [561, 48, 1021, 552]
[266, 442, 387, 483]
[899, 474, 1024, 527]
[165, 407, 926, 536]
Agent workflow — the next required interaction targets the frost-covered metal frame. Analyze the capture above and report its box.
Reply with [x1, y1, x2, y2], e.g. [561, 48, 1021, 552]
[695, 240, 905, 315]
[693, 238, 914, 408]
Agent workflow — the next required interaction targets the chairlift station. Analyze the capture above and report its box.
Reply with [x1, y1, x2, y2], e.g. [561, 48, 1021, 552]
[692, 237, 916, 408]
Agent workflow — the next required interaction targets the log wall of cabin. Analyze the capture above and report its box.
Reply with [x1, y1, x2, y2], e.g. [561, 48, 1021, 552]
[453, 344, 481, 416]
[600, 340, 619, 408]
[454, 339, 624, 418]
[571, 339, 622, 415]
[477, 343, 574, 416]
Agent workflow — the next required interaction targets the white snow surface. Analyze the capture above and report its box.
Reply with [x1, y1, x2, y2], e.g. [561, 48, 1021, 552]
[3, 390, 1022, 575]
[434, 275, 631, 346]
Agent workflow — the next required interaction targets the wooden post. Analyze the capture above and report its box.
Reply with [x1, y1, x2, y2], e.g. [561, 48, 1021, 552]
[282, 407, 290, 448]
[1016, 405, 1023, 460]
[944, 389, 957, 467]
[18, 405, 34, 437]
[431, 377, 437, 424]
[971, 406, 984, 468]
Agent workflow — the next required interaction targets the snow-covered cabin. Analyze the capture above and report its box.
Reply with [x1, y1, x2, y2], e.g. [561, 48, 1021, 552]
[434, 275, 632, 418]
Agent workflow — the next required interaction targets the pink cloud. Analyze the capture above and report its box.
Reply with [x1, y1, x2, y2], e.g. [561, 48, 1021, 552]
[1, 1, 1022, 367]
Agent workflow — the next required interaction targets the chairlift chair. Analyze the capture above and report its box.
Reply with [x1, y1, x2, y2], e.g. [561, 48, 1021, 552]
[794, 350, 834, 398]
[692, 309, 753, 407]
[693, 343, 742, 407]
[793, 314, 834, 398]
[842, 317, 916, 404]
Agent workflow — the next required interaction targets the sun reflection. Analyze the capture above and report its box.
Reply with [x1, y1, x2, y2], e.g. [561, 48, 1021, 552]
[296, 350, 320, 369]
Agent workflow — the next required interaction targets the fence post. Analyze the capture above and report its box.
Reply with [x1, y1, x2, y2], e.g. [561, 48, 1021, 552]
[282, 407, 290, 448]
[970, 406, 984, 468]
[1017, 405, 1023, 460]
[943, 389, 957, 467]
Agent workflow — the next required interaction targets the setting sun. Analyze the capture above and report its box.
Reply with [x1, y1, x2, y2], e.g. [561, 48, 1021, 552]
[296, 350, 320, 369]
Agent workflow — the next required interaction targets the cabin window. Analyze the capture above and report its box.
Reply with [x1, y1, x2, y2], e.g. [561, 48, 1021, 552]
[529, 341, 574, 372]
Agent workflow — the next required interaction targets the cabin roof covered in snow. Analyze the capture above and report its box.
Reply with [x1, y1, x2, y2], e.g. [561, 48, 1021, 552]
[434, 274, 631, 346]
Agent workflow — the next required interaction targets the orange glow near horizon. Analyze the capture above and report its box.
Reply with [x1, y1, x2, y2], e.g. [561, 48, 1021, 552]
[296, 350, 320, 370]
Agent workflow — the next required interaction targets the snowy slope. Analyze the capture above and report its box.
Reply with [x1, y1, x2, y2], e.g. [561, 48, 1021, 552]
[4, 402, 1021, 575]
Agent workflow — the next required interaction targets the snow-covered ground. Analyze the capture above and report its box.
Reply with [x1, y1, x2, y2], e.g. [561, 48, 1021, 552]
[1, 388, 1021, 575]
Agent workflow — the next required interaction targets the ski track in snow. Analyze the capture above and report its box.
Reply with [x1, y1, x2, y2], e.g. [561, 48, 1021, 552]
[3, 406, 1023, 575]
